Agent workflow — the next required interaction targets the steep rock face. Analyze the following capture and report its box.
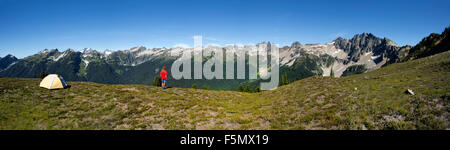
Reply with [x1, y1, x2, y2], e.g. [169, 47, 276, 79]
[311, 33, 403, 76]
[280, 33, 403, 77]
[334, 33, 400, 63]
[291, 41, 302, 49]
[397, 45, 413, 59]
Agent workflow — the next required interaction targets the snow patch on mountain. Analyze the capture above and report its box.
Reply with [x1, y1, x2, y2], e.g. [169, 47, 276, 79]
[81, 48, 94, 54]
[1, 62, 17, 71]
[303, 43, 348, 59]
[50, 52, 67, 61]
[371, 55, 380, 60]
[38, 49, 54, 54]
[137, 49, 165, 57]
[82, 59, 89, 68]
[137, 50, 155, 56]
[104, 50, 113, 56]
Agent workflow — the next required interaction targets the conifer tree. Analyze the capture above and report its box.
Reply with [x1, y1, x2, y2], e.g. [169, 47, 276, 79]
[330, 67, 334, 78]
[245, 85, 252, 92]
[238, 85, 244, 92]
[152, 76, 162, 87]
[255, 85, 261, 92]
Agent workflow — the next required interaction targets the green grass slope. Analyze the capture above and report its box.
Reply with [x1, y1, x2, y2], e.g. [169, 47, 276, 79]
[264, 51, 449, 129]
[1, 51, 449, 130]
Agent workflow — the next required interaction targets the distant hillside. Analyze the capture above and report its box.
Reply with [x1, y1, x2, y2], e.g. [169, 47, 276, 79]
[1, 50, 448, 129]
[402, 27, 450, 61]
[264, 51, 449, 129]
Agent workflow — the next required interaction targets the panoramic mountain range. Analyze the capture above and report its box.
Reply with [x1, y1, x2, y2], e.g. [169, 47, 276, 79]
[2, 42, 449, 130]
[1, 28, 449, 90]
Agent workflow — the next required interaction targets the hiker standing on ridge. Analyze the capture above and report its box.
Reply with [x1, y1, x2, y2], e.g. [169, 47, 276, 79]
[160, 66, 167, 89]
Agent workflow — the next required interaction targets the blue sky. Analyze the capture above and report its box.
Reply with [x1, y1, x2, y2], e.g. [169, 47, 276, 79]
[1, 0, 449, 58]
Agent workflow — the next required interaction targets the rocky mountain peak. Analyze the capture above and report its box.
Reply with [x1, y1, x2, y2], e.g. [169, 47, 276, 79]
[65, 48, 76, 53]
[39, 48, 59, 54]
[1, 54, 17, 61]
[104, 49, 113, 56]
[333, 33, 400, 63]
[4, 54, 16, 59]
[0, 54, 18, 70]
[129, 46, 147, 53]
[82, 48, 95, 54]
[383, 38, 398, 47]
[349, 33, 381, 47]
[291, 41, 302, 49]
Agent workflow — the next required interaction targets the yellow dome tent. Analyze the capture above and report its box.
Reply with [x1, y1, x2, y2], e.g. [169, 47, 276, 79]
[39, 74, 69, 89]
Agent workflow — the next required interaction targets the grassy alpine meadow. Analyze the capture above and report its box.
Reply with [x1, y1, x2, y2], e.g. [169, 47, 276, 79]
[0, 51, 449, 130]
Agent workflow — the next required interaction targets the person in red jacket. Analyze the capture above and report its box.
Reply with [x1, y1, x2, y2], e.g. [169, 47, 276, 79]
[160, 66, 167, 89]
